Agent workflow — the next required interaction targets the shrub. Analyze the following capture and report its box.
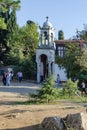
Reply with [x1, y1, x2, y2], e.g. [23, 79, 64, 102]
[35, 75, 59, 103]
[62, 79, 78, 97]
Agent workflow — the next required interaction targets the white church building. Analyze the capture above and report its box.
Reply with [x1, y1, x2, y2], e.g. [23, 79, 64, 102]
[36, 17, 84, 83]
[36, 17, 67, 83]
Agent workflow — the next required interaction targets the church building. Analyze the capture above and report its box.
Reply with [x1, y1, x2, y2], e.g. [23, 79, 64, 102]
[36, 17, 84, 83]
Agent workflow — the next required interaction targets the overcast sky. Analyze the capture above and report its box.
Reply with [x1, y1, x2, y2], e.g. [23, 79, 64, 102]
[16, 0, 87, 39]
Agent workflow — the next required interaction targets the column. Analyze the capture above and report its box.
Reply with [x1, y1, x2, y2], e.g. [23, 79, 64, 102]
[48, 62, 51, 75]
[37, 62, 40, 83]
[52, 62, 55, 75]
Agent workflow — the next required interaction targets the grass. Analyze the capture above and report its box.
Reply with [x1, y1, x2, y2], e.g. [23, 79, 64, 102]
[11, 94, 87, 106]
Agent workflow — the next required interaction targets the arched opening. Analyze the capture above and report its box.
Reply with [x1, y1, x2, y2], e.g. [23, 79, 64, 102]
[44, 31, 48, 45]
[51, 62, 53, 74]
[40, 54, 48, 81]
[51, 33, 53, 42]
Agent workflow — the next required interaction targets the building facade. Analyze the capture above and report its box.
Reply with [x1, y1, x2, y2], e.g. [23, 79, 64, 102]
[36, 17, 55, 83]
[36, 17, 84, 83]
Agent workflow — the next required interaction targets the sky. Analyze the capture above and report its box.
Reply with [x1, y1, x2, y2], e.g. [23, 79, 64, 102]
[16, 0, 87, 39]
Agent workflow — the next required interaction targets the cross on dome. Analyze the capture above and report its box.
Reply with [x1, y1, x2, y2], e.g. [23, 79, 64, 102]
[43, 16, 53, 28]
[46, 16, 49, 21]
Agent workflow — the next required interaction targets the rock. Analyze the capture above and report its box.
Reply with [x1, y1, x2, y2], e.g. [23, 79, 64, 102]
[40, 116, 66, 130]
[40, 113, 87, 130]
[64, 113, 87, 130]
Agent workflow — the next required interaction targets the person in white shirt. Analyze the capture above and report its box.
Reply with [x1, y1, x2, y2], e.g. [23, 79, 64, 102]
[6, 72, 11, 86]
[81, 81, 87, 95]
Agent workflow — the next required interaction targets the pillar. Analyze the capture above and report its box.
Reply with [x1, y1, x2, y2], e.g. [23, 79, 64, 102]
[48, 62, 51, 75]
[37, 62, 40, 83]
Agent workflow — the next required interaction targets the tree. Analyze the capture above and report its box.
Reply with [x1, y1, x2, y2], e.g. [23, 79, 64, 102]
[0, 18, 6, 29]
[56, 42, 82, 80]
[22, 21, 39, 57]
[0, 1, 7, 29]
[62, 79, 78, 97]
[75, 24, 87, 42]
[75, 49, 87, 81]
[3, 27, 24, 65]
[56, 39, 87, 82]
[63, 43, 81, 79]
[73, 25, 87, 81]
[33, 75, 58, 103]
[7, 9, 18, 37]
[0, 0, 20, 29]
[18, 22, 39, 79]
[76, 50, 87, 70]
[58, 30, 64, 40]
[4, 21, 39, 79]
[0, 0, 20, 64]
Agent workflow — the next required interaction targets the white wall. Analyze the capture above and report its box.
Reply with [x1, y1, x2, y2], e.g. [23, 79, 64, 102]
[54, 64, 67, 82]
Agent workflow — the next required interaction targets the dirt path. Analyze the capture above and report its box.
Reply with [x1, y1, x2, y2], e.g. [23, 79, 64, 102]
[0, 91, 86, 130]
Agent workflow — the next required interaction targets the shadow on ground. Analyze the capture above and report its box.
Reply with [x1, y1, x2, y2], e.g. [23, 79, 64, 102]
[1, 124, 40, 130]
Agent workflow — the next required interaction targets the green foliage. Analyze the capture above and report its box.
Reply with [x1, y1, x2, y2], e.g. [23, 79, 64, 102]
[6, 22, 39, 59]
[35, 75, 59, 103]
[56, 42, 84, 80]
[3, 35, 24, 65]
[56, 33, 87, 81]
[21, 56, 36, 79]
[64, 43, 81, 78]
[62, 79, 78, 97]
[55, 55, 65, 67]
[0, 0, 38, 80]
[76, 49, 87, 70]
[21, 22, 39, 56]
[29, 79, 85, 104]
[0, 0, 20, 30]
[0, 0, 20, 11]
[76, 24, 87, 43]
[0, 18, 6, 29]
[0, 0, 20, 29]
[4, 22, 39, 79]
[58, 30, 64, 40]
[0, 0, 20, 63]
[77, 70, 87, 84]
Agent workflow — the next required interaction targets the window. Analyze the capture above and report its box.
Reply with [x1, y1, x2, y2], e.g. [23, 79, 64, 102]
[44, 31, 48, 39]
[57, 46, 66, 57]
[51, 33, 53, 42]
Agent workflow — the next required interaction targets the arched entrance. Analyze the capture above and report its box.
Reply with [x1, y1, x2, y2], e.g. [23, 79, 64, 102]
[40, 54, 48, 81]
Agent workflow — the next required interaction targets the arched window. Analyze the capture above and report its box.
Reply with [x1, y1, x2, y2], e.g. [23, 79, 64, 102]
[51, 33, 53, 42]
[44, 31, 48, 39]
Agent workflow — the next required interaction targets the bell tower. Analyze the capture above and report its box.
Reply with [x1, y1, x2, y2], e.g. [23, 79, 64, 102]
[36, 17, 55, 83]
[39, 16, 55, 48]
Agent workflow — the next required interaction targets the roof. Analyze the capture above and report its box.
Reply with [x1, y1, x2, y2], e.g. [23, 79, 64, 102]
[54, 39, 84, 45]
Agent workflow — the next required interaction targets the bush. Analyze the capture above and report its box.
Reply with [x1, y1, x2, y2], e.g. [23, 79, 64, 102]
[62, 79, 78, 97]
[33, 75, 59, 103]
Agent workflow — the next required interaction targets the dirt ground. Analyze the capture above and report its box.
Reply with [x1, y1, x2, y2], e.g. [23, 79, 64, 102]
[0, 92, 86, 130]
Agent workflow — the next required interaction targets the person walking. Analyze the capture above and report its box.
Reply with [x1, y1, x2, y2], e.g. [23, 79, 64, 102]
[57, 74, 61, 86]
[2, 71, 7, 85]
[81, 81, 87, 95]
[10, 71, 14, 80]
[6, 72, 11, 86]
[17, 71, 23, 82]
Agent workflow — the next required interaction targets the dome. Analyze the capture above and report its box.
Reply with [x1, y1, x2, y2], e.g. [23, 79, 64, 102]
[43, 17, 53, 28]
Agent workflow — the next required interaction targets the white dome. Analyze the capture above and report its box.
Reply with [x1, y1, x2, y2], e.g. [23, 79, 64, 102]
[43, 17, 53, 28]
